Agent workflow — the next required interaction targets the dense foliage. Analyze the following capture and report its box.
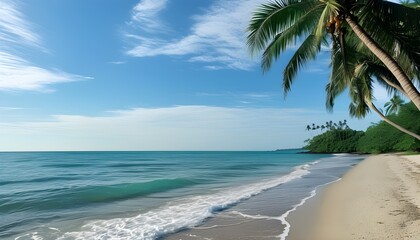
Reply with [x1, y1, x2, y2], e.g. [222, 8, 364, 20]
[304, 103, 420, 153]
[357, 102, 420, 153]
[305, 128, 364, 153]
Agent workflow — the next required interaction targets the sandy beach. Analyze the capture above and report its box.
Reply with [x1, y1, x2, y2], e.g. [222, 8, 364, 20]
[163, 153, 420, 240]
[294, 154, 420, 240]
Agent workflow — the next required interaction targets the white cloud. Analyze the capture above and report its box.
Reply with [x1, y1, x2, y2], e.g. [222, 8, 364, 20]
[0, 52, 89, 91]
[0, 106, 21, 110]
[0, 105, 373, 151]
[109, 61, 126, 65]
[126, 0, 266, 70]
[131, 0, 168, 32]
[0, 106, 372, 151]
[0, 0, 91, 91]
[0, 0, 40, 47]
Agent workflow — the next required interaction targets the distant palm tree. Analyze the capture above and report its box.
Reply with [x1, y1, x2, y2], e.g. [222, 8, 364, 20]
[338, 121, 343, 130]
[306, 124, 313, 137]
[325, 122, 330, 130]
[384, 95, 405, 116]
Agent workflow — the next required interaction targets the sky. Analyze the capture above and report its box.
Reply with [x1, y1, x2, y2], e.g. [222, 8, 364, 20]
[0, 0, 388, 151]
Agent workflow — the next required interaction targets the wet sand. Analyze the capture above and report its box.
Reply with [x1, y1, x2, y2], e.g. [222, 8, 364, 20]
[164, 155, 360, 240]
[289, 154, 420, 240]
[164, 154, 420, 240]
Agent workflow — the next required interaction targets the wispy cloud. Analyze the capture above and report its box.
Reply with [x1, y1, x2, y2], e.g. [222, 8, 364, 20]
[0, 52, 90, 91]
[0, 0, 40, 47]
[0, 106, 22, 111]
[0, 0, 91, 92]
[196, 91, 279, 105]
[108, 61, 126, 65]
[126, 0, 267, 70]
[197, 91, 277, 98]
[0, 105, 370, 151]
[131, 0, 168, 32]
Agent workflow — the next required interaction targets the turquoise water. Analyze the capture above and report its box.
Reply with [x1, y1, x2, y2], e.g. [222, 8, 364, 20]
[0, 150, 361, 239]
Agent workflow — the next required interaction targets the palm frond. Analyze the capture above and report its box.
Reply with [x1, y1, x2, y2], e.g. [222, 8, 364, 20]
[356, 0, 420, 73]
[282, 34, 323, 94]
[348, 75, 373, 118]
[247, 0, 320, 55]
[326, 29, 358, 110]
[314, 1, 336, 38]
[260, 4, 325, 71]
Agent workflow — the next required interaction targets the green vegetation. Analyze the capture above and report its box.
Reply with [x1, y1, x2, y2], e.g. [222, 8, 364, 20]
[247, 0, 420, 139]
[305, 102, 420, 153]
[357, 102, 420, 153]
[304, 120, 364, 153]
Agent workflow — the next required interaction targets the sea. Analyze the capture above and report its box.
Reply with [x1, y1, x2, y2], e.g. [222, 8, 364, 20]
[0, 150, 364, 240]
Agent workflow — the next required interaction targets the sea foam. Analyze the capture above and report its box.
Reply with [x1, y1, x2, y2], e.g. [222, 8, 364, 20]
[55, 163, 314, 240]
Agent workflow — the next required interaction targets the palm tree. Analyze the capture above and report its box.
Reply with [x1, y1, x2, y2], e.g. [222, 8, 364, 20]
[344, 71, 420, 139]
[327, 37, 420, 140]
[323, 20, 420, 139]
[384, 95, 405, 116]
[247, 0, 420, 109]
[342, 1, 420, 109]
[338, 120, 343, 129]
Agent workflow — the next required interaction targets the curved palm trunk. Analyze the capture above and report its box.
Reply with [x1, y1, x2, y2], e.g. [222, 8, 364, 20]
[379, 74, 409, 99]
[367, 101, 420, 140]
[345, 15, 420, 110]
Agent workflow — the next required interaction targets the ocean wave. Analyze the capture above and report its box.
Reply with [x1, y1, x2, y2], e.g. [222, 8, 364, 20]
[0, 176, 79, 187]
[1, 179, 196, 213]
[53, 163, 315, 240]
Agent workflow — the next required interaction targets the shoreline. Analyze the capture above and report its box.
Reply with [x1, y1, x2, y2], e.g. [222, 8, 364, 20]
[163, 154, 363, 240]
[288, 154, 420, 240]
[163, 153, 420, 240]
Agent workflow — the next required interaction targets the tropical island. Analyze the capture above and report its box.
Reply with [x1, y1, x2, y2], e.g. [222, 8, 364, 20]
[304, 101, 420, 153]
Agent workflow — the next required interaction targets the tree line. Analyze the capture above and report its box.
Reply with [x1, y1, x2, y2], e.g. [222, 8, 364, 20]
[304, 102, 419, 153]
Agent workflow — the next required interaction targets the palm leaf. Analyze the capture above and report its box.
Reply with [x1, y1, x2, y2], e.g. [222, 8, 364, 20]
[281, 34, 324, 94]
[348, 75, 373, 118]
[314, 0, 341, 38]
[247, 0, 320, 55]
[260, 4, 325, 71]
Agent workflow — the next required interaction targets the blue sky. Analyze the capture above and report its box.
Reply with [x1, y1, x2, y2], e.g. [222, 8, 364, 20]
[0, 0, 387, 151]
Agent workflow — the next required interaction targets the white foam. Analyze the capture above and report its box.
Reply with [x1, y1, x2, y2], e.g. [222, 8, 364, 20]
[229, 211, 279, 220]
[14, 232, 44, 240]
[56, 163, 314, 240]
[277, 178, 341, 240]
[332, 153, 351, 156]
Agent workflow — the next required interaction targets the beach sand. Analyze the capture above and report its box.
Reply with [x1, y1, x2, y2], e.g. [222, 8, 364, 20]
[165, 154, 420, 240]
[289, 154, 420, 240]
